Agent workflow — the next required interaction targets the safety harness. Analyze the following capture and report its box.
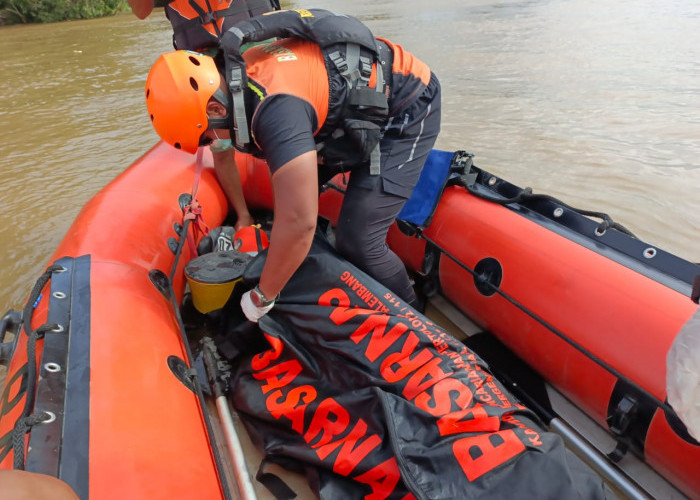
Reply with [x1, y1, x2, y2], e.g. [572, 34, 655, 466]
[220, 8, 390, 174]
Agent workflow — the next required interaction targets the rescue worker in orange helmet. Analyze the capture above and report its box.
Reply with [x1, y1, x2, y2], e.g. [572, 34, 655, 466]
[129, 0, 280, 231]
[145, 9, 441, 322]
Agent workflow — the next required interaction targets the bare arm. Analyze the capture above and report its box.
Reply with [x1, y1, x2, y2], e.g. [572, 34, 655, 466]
[257, 150, 318, 299]
[212, 149, 253, 230]
[127, 0, 153, 19]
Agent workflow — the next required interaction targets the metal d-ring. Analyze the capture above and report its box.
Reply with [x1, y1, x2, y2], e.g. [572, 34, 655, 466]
[41, 411, 57, 424]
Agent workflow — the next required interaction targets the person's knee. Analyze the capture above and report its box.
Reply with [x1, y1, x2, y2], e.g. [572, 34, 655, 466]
[0, 470, 80, 500]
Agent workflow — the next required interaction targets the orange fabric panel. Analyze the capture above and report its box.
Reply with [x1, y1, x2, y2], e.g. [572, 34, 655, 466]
[168, 0, 233, 36]
[376, 37, 430, 85]
[245, 39, 330, 132]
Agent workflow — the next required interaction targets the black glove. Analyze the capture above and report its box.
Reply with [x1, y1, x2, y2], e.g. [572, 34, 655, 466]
[221, 27, 246, 89]
[221, 27, 245, 64]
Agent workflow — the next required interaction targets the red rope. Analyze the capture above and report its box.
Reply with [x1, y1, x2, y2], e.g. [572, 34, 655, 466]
[183, 148, 210, 257]
[191, 147, 204, 201]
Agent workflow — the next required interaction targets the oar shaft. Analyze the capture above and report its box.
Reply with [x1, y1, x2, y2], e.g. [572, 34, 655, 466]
[549, 417, 654, 500]
[215, 396, 259, 500]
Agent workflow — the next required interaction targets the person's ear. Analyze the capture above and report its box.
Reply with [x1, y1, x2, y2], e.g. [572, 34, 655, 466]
[206, 100, 227, 117]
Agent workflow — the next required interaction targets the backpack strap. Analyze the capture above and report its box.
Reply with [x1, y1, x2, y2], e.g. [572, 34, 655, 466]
[325, 41, 389, 175]
[221, 9, 389, 159]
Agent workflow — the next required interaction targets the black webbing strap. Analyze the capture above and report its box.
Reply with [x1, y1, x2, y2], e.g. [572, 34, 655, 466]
[256, 457, 298, 499]
[175, 0, 275, 39]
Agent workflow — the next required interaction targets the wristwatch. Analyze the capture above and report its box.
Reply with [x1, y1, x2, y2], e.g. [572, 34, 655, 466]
[250, 284, 276, 308]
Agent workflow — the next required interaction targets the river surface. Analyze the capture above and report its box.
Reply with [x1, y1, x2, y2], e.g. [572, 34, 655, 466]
[0, 0, 698, 310]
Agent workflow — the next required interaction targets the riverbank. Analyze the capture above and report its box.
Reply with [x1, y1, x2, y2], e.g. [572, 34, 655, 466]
[0, 0, 166, 25]
[0, 0, 125, 25]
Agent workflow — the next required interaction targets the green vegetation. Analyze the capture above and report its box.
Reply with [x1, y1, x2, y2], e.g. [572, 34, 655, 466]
[0, 0, 129, 25]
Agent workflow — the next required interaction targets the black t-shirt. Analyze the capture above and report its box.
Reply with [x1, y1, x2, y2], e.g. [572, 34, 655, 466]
[251, 94, 318, 174]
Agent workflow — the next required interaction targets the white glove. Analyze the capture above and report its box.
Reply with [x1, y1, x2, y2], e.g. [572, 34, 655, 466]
[241, 289, 275, 323]
[667, 305, 700, 441]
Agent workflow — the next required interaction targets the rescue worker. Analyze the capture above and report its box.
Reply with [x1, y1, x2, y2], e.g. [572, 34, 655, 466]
[128, 0, 279, 50]
[129, 0, 280, 230]
[145, 9, 441, 321]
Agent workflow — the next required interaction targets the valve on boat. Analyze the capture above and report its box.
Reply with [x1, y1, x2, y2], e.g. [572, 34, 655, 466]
[473, 257, 503, 296]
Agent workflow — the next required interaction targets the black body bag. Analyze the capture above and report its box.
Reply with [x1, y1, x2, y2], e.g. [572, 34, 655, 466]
[229, 234, 615, 500]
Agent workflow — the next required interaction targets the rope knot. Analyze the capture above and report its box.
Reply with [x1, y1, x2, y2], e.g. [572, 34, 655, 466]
[184, 200, 204, 220]
[12, 411, 54, 469]
[35, 322, 62, 337]
[182, 199, 209, 258]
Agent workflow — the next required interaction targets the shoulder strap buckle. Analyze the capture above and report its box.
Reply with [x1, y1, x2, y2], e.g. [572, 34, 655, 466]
[328, 51, 349, 75]
[227, 65, 250, 146]
[359, 55, 372, 83]
[200, 11, 216, 24]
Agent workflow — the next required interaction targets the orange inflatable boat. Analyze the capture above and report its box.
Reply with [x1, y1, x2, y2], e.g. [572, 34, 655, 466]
[0, 144, 697, 500]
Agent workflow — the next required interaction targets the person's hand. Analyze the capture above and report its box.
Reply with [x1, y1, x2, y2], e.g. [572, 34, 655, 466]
[241, 288, 275, 322]
[234, 213, 255, 231]
[221, 27, 245, 61]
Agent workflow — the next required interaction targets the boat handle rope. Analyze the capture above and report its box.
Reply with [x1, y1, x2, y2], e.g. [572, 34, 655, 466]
[10, 264, 64, 469]
[462, 183, 636, 237]
[182, 148, 211, 260]
[443, 150, 637, 237]
[183, 200, 209, 259]
[418, 231, 675, 417]
[162, 151, 235, 500]
[169, 147, 210, 285]
[325, 173, 636, 238]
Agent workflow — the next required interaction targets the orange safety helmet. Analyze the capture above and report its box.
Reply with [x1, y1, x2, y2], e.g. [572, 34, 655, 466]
[233, 225, 270, 255]
[145, 50, 227, 154]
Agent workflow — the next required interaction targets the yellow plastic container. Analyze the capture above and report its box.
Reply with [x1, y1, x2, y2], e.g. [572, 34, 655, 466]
[184, 250, 252, 313]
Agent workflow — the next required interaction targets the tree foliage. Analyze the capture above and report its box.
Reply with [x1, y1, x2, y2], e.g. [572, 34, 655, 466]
[0, 0, 128, 24]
